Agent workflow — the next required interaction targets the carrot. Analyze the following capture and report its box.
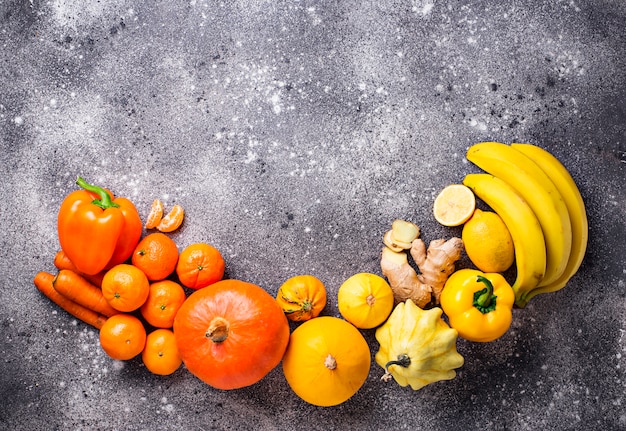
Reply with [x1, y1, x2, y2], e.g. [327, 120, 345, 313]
[52, 269, 120, 317]
[53, 250, 106, 287]
[34, 271, 108, 329]
[53, 250, 75, 271]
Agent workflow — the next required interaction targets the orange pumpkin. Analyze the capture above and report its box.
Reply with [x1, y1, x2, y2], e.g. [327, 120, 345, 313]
[282, 316, 371, 407]
[275, 275, 327, 321]
[173, 279, 290, 390]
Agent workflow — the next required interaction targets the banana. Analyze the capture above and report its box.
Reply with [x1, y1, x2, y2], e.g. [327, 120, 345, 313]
[463, 173, 547, 303]
[510, 143, 588, 306]
[466, 142, 572, 288]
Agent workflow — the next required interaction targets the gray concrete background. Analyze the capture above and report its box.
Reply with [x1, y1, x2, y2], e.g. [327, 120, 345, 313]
[1, 1, 625, 430]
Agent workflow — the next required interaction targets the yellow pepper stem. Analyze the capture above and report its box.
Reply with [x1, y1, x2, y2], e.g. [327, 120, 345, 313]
[474, 275, 497, 314]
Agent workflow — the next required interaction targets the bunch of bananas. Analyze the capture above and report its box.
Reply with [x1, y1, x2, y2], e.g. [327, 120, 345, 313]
[462, 142, 588, 307]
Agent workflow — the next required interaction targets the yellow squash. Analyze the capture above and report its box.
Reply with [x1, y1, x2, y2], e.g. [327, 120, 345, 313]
[375, 299, 464, 390]
[282, 316, 370, 406]
[337, 272, 394, 329]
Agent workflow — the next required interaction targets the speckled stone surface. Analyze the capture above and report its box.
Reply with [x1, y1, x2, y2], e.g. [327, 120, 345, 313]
[1, 1, 625, 430]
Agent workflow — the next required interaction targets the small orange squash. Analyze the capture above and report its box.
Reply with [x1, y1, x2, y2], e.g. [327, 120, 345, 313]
[275, 274, 327, 321]
[282, 316, 371, 407]
[173, 279, 290, 390]
[337, 273, 394, 329]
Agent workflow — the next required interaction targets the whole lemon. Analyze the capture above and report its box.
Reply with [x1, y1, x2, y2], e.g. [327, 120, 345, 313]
[462, 209, 515, 273]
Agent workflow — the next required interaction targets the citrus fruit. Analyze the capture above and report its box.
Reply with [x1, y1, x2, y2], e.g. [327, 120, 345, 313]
[176, 242, 225, 289]
[433, 184, 476, 226]
[99, 313, 147, 360]
[157, 204, 185, 233]
[131, 232, 179, 281]
[102, 264, 150, 312]
[145, 199, 164, 229]
[462, 209, 515, 273]
[337, 273, 394, 329]
[142, 328, 182, 375]
[140, 280, 187, 328]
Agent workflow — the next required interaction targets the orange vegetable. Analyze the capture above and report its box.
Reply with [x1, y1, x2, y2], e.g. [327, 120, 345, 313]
[282, 316, 371, 406]
[34, 271, 108, 329]
[53, 250, 106, 287]
[173, 279, 290, 390]
[57, 177, 142, 275]
[52, 269, 120, 318]
[275, 275, 327, 322]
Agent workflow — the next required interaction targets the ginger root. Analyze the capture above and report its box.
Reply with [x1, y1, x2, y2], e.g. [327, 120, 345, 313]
[381, 247, 432, 307]
[410, 237, 464, 303]
[380, 219, 463, 307]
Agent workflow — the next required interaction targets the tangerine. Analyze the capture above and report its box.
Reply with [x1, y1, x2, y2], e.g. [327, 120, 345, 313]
[99, 313, 147, 360]
[102, 264, 150, 312]
[140, 280, 187, 328]
[176, 242, 225, 289]
[131, 232, 179, 281]
[142, 329, 182, 375]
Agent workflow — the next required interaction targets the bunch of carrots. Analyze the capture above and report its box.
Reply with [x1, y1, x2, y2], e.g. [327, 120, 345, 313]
[35, 253, 112, 329]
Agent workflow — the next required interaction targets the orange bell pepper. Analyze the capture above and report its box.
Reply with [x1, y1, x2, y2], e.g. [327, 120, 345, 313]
[57, 177, 142, 275]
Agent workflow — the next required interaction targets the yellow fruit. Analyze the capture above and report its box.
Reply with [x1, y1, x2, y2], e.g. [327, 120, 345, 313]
[433, 184, 476, 226]
[337, 273, 394, 329]
[462, 209, 515, 273]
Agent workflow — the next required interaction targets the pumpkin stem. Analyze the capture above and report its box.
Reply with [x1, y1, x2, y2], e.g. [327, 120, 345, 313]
[382, 354, 411, 382]
[324, 354, 337, 370]
[206, 316, 230, 343]
[366, 294, 376, 306]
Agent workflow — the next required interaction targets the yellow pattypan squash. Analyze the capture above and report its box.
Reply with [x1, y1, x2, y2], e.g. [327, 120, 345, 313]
[375, 299, 464, 390]
[282, 316, 371, 407]
[338, 272, 394, 329]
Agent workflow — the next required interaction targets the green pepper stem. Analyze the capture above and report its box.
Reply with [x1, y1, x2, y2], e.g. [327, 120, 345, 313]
[473, 275, 497, 314]
[76, 176, 119, 210]
[384, 354, 411, 372]
[381, 354, 411, 382]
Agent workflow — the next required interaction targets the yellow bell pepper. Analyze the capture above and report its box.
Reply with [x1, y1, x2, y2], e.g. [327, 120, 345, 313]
[440, 269, 514, 342]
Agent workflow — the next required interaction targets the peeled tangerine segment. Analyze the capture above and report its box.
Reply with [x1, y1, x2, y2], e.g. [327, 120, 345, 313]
[145, 199, 164, 229]
[157, 204, 185, 232]
[433, 184, 476, 227]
